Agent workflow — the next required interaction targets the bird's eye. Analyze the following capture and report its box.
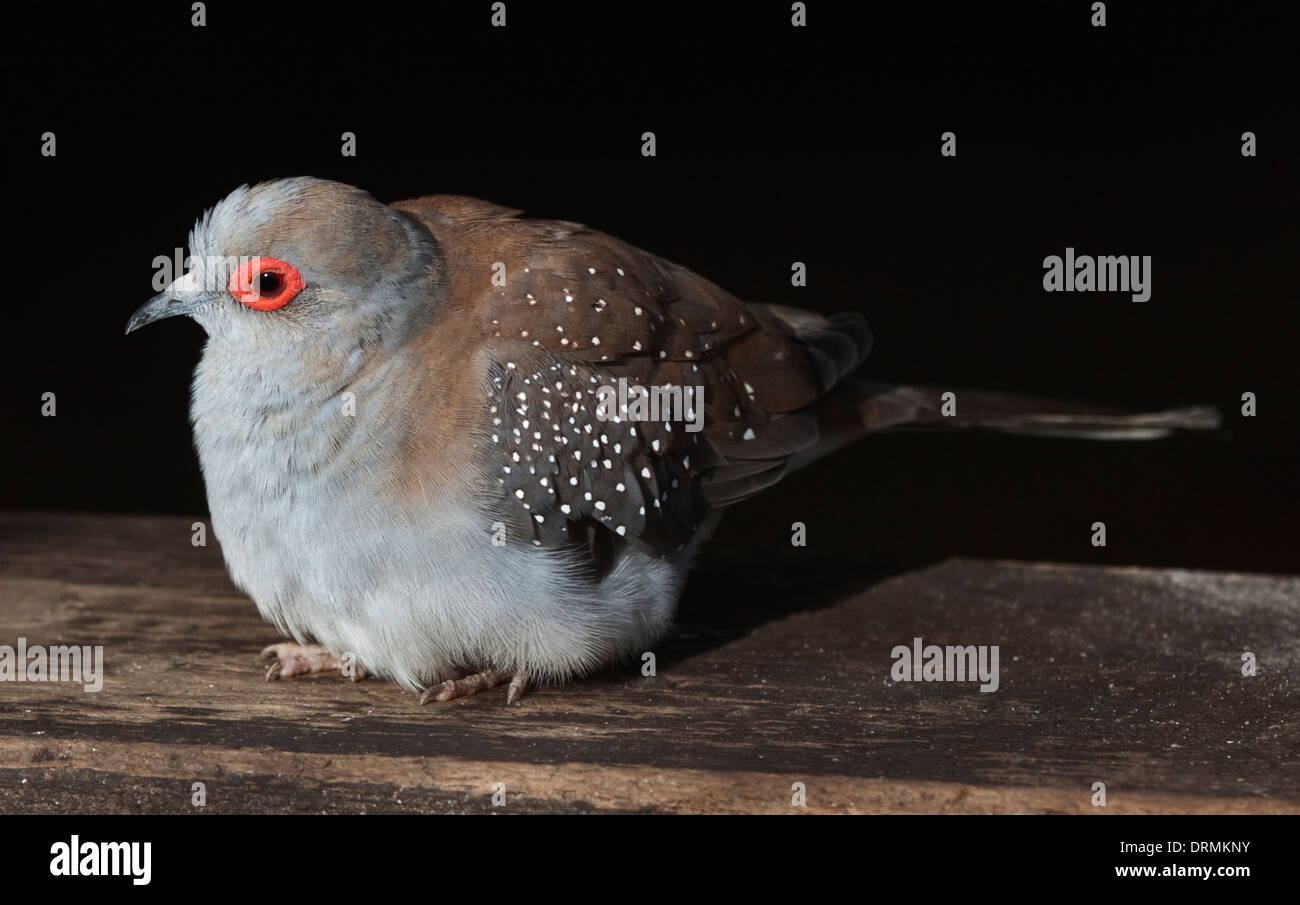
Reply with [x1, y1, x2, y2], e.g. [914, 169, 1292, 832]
[258, 272, 283, 296]
[228, 257, 304, 311]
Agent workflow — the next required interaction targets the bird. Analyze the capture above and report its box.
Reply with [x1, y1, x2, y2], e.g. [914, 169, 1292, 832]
[126, 177, 1218, 705]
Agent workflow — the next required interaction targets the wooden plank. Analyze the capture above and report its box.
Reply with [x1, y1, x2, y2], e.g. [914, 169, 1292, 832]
[0, 511, 1296, 814]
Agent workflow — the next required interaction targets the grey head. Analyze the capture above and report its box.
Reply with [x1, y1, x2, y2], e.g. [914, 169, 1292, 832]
[125, 177, 439, 351]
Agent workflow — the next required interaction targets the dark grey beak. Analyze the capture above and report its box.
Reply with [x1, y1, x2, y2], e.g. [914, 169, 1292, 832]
[125, 291, 204, 334]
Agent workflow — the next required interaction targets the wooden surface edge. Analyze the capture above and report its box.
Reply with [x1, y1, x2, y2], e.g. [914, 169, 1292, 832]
[2, 738, 1295, 815]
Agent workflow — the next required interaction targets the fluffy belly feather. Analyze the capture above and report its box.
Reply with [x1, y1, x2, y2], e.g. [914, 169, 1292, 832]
[203, 455, 682, 689]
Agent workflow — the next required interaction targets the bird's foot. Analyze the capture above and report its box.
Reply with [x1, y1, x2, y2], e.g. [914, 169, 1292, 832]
[261, 642, 366, 681]
[420, 669, 528, 705]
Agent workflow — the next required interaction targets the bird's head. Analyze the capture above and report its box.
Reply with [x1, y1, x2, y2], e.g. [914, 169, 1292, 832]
[126, 177, 438, 349]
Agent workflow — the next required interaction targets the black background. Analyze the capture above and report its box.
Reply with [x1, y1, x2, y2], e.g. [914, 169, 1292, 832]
[3, 1, 1296, 573]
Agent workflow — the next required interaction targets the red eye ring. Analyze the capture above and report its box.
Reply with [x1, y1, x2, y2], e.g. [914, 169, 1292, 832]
[228, 257, 305, 311]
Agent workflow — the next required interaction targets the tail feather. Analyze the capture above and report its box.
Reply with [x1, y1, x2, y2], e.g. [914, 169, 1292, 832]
[789, 379, 1221, 472]
[855, 382, 1221, 438]
[753, 304, 873, 388]
[852, 382, 1216, 439]
[744, 304, 1220, 474]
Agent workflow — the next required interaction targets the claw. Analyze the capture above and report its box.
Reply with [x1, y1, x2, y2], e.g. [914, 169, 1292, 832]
[259, 642, 354, 681]
[506, 674, 528, 705]
[420, 669, 528, 705]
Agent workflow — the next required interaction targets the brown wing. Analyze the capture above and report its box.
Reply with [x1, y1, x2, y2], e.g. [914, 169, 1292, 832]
[393, 195, 870, 558]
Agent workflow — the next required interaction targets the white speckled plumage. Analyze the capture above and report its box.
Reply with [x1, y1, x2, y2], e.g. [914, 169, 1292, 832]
[136, 177, 874, 700]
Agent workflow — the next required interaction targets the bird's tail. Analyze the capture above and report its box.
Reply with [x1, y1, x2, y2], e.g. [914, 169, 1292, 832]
[792, 379, 1220, 471]
[847, 382, 1222, 439]
[758, 305, 1222, 471]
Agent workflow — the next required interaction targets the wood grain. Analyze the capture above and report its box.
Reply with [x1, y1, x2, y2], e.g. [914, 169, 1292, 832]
[1, 511, 1296, 814]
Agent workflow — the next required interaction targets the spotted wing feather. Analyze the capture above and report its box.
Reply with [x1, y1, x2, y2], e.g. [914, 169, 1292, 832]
[396, 199, 869, 559]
